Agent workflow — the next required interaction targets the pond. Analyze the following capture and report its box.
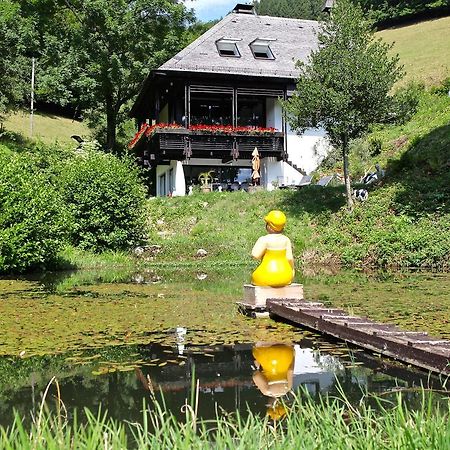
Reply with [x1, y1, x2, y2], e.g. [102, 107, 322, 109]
[0, 267, 449, 427]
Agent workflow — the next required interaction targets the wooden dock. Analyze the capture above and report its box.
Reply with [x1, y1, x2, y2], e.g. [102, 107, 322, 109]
[265, 298, 450, 376]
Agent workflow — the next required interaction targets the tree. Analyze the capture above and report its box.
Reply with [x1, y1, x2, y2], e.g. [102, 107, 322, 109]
[284, 0, 414, 209]
[254, 0, 325, 20]
[254, 0, 450, 25]
[34, 0, 194, 151]
[0, 1, 28, 117]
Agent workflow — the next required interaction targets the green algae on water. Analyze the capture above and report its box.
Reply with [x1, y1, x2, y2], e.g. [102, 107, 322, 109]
[0, 269, 449, 359]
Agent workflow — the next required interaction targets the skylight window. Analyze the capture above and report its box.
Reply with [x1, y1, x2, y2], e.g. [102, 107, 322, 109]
[216, 39, 241, 57]
[250, 39, 275, 60]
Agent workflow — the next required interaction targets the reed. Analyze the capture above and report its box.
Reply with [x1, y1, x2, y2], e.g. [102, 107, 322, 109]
[0, 379, 448, 449]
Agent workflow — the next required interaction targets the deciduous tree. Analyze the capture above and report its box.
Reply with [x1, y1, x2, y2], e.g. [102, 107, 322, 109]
[0, 1, 28, 117]
[36, 0, 194, 151]
[284, 0, 415, 209]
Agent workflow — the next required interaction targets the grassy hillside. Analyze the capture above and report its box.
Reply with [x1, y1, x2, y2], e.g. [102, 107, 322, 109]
[145, 86, 450, 269]
[1, 17, 447, 144]
[0, 17, 448, 270]
[1, 109, 89, 146]
[377, 16, 450, 87]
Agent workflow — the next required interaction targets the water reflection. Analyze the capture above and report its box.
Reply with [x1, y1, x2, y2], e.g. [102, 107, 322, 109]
[0, 338, 446, 428]
[252, 343, 294, 420]
[1, 267, 448, 429]
[251, 343, 350, 420]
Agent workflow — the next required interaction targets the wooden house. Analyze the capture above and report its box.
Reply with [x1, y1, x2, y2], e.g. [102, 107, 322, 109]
[130, 3, 329, 196]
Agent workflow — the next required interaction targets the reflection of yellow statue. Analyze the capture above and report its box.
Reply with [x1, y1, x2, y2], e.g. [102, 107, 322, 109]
[251, 210, 294, 287]
[252, 343, 294, 421]
[267, 402, 287, 421]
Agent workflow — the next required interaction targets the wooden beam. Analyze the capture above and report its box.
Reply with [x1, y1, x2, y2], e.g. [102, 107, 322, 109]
[266, 299, 450, 375]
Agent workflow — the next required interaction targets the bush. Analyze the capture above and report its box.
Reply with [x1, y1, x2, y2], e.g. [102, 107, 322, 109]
[59, 147, 147, 252]
[0, 151, 69, 273]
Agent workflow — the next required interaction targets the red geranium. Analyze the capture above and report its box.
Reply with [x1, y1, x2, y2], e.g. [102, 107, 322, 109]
[129, 123, 277, 149]
[189, 124, 277, 135]
[128, 122, 183, 149]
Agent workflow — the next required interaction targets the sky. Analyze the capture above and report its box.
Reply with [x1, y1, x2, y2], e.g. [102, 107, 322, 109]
[184, 0, 252, 22]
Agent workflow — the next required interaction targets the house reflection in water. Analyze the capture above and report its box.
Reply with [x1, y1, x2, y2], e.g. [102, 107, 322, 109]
[292, 346, 344, 395]
[130, 339, 436, 423]
[0, 339, 444, 428]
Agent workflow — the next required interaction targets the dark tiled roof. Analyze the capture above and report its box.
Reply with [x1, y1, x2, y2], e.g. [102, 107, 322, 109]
[159, 12, 319, 79]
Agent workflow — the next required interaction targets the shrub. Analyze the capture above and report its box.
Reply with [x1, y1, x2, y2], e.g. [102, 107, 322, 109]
[0, 151, 69, 273]
[59, 147, 147, 252]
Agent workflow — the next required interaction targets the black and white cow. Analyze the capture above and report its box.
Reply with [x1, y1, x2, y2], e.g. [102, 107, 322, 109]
[352, 189, 369, 202]
[361, 163, 385, 185]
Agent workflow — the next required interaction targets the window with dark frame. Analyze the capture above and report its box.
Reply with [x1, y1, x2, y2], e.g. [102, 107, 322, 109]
[237, 96, 266, 127]
[190, 93, 233, 126]
[216, 38, 241, 58]
[249, 39, 275, 60]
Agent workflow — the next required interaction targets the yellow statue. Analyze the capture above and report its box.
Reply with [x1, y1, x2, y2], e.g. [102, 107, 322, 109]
[251, 210, 294, 287]
[252, 343, 295, 421]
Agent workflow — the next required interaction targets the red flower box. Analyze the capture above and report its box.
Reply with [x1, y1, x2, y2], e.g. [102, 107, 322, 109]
[128, 123, 183, 149]
[189, 124, 277, 135]
[129, 123, 277, 149]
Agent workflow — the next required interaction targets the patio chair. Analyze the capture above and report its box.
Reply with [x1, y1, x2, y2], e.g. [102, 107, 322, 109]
[316, 175, 333, 187]
[297, 175, 312, 187]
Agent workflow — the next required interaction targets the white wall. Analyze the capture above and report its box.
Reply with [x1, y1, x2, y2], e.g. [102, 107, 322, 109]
[172, 161, 186, 196]
[260, 158, 307, 188]
[260, 157, 284, 190]
[282, 161, 305, 186]
[156, 160, 186, 197]
[266, 98, 330, 180]
[286, 123, 329, 175]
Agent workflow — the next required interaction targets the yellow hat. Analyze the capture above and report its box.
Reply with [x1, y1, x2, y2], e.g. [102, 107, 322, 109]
[264, 210, 286, 232]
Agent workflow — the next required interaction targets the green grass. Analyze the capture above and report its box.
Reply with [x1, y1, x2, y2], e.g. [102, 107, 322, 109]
[144, 160, 449, 269]
[1, 87, 448, 270]
[56, 246, 136, 271]
[1, 386, 448, 449]
[1, 109, 90, 146]
[377, 16, 450, 87]
[145, 188, 340, 262]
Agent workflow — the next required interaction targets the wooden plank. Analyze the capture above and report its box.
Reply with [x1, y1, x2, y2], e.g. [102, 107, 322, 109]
[266, 299, 450, 375]
[296, 302, 325, 307]
[373, 331, 428, 337]
[408, 339, 449, 346]
[352, 322, 393, 328]
[298, 308, 345, 315]
[321, 314, 359, 320]
[415, 347, 450, 357]
[236, 302, 269, 319]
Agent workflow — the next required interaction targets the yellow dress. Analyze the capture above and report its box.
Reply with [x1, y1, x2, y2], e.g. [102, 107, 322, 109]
[251, 234, 294, 287]
[252, 345, 295, 383]
[252, 344, 294, 417]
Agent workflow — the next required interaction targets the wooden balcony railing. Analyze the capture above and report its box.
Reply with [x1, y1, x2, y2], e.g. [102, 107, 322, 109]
[147, 128, 285, 161]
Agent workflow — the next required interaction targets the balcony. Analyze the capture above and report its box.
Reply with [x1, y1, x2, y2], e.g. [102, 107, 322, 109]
[134, 126, 285, 163]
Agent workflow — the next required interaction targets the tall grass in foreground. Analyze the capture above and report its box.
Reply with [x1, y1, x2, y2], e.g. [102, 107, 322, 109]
[0, 381, 448, 450]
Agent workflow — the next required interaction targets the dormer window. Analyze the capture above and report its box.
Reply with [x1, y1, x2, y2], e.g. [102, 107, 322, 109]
[250, 39, 275, 60]
[216, 38, 241, 57]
